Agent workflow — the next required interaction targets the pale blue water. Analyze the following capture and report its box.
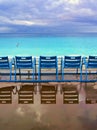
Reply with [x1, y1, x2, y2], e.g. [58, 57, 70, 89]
[0, 36, 97, 57]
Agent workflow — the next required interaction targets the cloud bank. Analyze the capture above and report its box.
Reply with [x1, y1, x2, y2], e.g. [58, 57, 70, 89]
[0, 0, 97, 35]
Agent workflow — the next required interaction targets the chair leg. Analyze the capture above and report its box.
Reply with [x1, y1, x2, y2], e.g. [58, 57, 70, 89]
[40, 69, 41, 80]
[19, 69, 21, 80]
[10, 68, 12, 81]
[56, 68, 58, 81]
[32, 69, 34, 80]
[75, 68, 79, 80]
[86, 68, 88, 81]
[38, 67, 40, 80]
[76, 68, 78, 74]
[60, 65, 62, 80]
[62, 68, 64, 80]
[15, 68, 16, 81]
[35, 65, 37, 80]
[80, 67, 82, 81]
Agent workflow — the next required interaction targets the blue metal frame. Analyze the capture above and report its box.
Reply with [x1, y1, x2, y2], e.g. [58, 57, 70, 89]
[14, 56, 36, 80]
[0, 56, 12, 81]
[38, 56, 58, 80]
[0, 79, 97, 83]
[61, 56, 82, 81]
[1, 56, 97, 83]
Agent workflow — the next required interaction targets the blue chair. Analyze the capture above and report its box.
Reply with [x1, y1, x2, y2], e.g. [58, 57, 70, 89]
[14, 56, 36, 80]
[38, 56, 58, 81]
[85, 56, 97, 80]
[61, 56, 82, 81]
[0, 56, 12, 81]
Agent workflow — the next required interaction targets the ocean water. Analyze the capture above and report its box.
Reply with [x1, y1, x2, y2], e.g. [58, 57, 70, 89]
[0, 35, 97, 57]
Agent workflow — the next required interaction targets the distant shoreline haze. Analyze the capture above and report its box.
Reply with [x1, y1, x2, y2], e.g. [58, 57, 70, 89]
[0, 33, 97, 37]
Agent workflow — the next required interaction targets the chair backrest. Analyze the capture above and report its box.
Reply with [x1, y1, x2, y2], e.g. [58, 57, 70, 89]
[39, 56, 57, 68]
[15, 56, 33, 68]
[64, 56, 81, 67]
[88, 56, 97, 67]
[0, 56, 9, 68]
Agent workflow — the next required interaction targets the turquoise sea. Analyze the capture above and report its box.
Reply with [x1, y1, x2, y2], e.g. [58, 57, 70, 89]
[0, 35, 97, 57]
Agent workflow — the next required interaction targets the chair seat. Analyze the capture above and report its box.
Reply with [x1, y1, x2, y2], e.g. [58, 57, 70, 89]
[0, 57, 10, 69]
[85, 56, 97, 80]
[38, 56, 58, 80]
[0, 56, 12, 81]
[61, 56, 82, 81]
[14, 56, 35, 80]
[63, 56, 81, 69]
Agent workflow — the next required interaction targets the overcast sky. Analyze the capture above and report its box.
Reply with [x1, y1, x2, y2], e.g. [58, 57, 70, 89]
[0, 0, 97, 35]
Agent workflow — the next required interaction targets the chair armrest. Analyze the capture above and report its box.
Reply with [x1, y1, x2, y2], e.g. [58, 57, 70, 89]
[9, 57, 14, 68]
[56, 57, 58, 68]
[82, 57, 88, 67]
[61, 57, 64, 68]
[38, 57, 41, 68]
[11, 57, 15, 65]
[80, 61, 82, 69]
[82, 57, 87, 65]
[33, 57, 36, 68]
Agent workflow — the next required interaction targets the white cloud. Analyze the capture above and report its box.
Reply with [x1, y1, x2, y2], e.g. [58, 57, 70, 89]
[63, 7, 95, 18]
[67, 0, 80, 5]
[0, 0, 9, 2]
[45, 0, 80, 10]
[0, 0, 23, 3]
[45, 0, 65, 9]
[0, 16, 10, 23]
[56, 14, 73, 21]
[0, 27, 12, 32]
[0, 15, 52, 26]
[0, 0, 19, 5]
[75, 8, 95, 16]
[0, 0, 97, 33]
[11, 19, 50, 26]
